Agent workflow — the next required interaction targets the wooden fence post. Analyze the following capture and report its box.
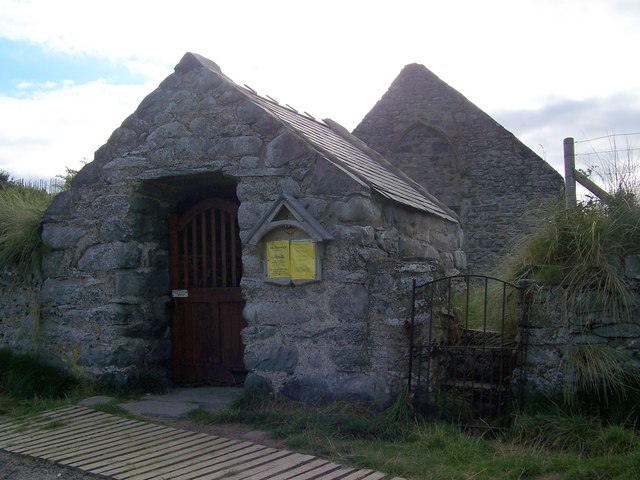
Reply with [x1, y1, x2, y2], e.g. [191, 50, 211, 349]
[564, 137, 577, 209]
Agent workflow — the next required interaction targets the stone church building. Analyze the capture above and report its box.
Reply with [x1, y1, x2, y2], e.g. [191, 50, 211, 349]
[0, 53, 561, 402]
[355, 64, 563, 272]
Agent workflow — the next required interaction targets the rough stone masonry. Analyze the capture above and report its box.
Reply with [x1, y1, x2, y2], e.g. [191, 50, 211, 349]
[0, 53, 464, 403]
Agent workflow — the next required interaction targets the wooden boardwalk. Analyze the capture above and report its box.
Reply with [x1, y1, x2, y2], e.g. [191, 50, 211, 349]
[0, 406, 404, 480]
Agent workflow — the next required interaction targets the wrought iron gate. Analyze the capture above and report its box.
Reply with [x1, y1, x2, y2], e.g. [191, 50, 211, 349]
[407, 275, 530, 428]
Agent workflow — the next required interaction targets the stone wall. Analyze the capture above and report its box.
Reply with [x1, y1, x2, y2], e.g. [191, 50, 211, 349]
[353, 64, 564, 273]
[0, 268, 40, 353]
[34, 54, 465, 401]
[524, 256, 640, 395]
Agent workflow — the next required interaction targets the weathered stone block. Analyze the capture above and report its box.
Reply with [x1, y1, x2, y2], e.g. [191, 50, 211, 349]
[41, 225, 85, 250]
[104, 156, 148, 170]
[175, 137, 203, 159]
[265, 132, 308, 167]
[131, 216, 168, 242]
[281, 375, 329, 402]
[237, 202, 267, 231]
[42, 251, 69, 278]
[333, 225, 375, 246]
[147, 121, 187, 148]
[329, 285, 369, 320]
[243, 372, 273, 393]
[61, 304, 142, 326]
[40, 278, 93, 305]
[214, 136, 263, 157]
[77, 344, 145, 369]
[277, 177, 300, 197]
[333, 196, 380, 225]
[115, 271, 169, 298]
[375, 228, 400, 254]
[331, 374, 391, 403]
[99, 216, 129, 242]
[241, 324, 278, 342]
[43, 190, 77, 218]
[243, 301, 313, 325]
[239, 156, 259, 169]
[330, 345, 369, 372]
[244, 345, 298, 373]
[77, 242, 141, 271]
[399, 237, 434, 259]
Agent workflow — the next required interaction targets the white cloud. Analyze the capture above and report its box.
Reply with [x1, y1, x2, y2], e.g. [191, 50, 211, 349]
[0, 0, 638, 181]
[0, 80, 154, 179]
[493, 92, 640, 177]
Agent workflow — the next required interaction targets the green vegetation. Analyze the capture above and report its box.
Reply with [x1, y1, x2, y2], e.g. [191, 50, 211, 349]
[188, 391, 640, 480]
[0, 349, 77, 401]
[450, 278, 520, 336]
[1, 349, 638, 479]
[0, 168, 78, 275]
[0, 348, 167, 417]
[507, 194, 640, 322]
[501, 188, 640, 423]
[0, 180, 53, 275]
[0, 348, 79, 417]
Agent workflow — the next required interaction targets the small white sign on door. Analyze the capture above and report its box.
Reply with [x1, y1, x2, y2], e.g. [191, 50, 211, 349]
[172, 289, 189, 298]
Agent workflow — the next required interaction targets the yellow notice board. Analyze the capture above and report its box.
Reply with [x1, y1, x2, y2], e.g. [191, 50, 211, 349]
[266, 240, 291, 278]
[266, 239, 317, 281]
[290, 241, 316, 280]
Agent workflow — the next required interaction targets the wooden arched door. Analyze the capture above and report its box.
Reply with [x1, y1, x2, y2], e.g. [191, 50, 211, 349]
[169, 198, 246, 384]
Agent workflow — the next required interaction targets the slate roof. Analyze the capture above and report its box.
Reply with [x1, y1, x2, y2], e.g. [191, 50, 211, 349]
[187, 53, 457, 223]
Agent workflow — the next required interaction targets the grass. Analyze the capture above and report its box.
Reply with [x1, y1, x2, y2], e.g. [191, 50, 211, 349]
[0, 183, 53, 275]
[187, 391, 640, 480]
[0, 351, 638, 479]
[562, 344, 640, 415]
[0, 348, 167, 419]
[450, 277, 520, 336]
[507, 195, 640, 324]
[0, 349, 78, 401]
[501, 193, 640, 424]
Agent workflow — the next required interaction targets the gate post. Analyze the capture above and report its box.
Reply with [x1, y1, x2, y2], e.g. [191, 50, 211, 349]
[515, 279, 536, 412]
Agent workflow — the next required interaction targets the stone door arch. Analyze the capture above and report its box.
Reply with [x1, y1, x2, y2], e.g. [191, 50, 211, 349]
[169, 198, 246, 384]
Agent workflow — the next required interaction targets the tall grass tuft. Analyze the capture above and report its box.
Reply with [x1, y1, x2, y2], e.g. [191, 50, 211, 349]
[562, 344, 639, 408]
[0, 184, 52, 275]
[510, 409, 640, 456]
[509, 194, 640, 324]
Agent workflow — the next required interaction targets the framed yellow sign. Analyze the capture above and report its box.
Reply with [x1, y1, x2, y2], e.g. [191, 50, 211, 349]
[266, 240, 291, 278]
[290, 241, 316, 280]
[265, 239, 317, 282]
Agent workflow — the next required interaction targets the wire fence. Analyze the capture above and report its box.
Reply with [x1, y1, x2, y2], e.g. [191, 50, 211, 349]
[6, 177, 66, 195]
[570, 132, 640, 197]
[573, 131, 640, 159]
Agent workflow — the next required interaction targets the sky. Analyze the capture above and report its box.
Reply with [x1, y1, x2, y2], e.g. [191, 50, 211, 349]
[0, 0, 638, 185]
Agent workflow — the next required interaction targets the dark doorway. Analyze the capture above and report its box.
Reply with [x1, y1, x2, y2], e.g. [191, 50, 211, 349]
[169, 197, 246, 385]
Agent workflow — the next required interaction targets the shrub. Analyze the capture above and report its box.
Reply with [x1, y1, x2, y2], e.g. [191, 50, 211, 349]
[510, 195, 640, 323]
[0, 183, 52, 275]
[562, 344, 640, 412]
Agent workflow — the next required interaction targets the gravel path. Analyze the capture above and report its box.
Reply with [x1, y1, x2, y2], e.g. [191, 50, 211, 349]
[0, 449, 103, 479]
